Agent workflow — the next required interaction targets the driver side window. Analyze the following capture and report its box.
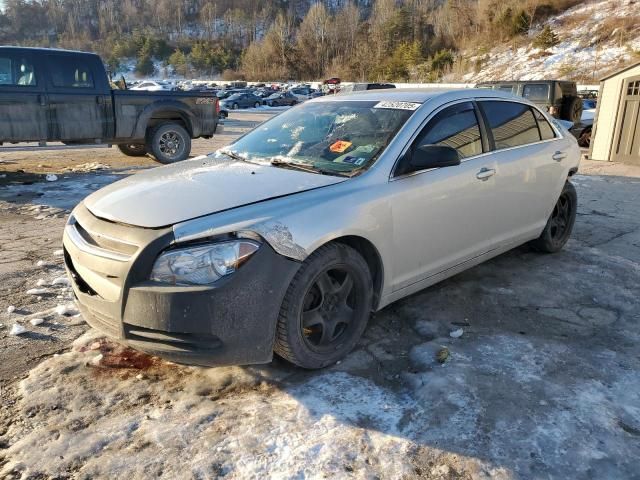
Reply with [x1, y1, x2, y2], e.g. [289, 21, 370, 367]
[415, 102, 483, 159]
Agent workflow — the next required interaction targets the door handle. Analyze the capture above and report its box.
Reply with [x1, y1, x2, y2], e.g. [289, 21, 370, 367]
[552, 151, 567, 161]
[476, 167, 496, 180]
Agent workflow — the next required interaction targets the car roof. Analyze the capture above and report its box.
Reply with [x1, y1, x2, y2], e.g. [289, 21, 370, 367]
[0, 46, 100, 56]
[312, 88, 526, 104]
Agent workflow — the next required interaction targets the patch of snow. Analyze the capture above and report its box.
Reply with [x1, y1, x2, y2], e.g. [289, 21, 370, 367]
[449, 328, 464, 338]
[45, 174, 58, 182]
[36, 279, 47, 287]
[9, 324, 27, 336]
[36, 260, 45, 267]
[7, 305, 16, 313]
[51, 276, 71, 286]
[53, 249, 64, 256]
[55, 304, 78, 316]
[29, 318, 44, 326]
[26, 288, 48, 295]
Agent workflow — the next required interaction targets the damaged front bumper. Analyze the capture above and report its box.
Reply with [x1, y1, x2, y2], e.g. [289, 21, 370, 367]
[62, 203, 299, 366]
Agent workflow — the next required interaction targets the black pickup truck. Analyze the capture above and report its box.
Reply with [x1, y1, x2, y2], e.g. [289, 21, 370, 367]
[0, 47, 219, 163]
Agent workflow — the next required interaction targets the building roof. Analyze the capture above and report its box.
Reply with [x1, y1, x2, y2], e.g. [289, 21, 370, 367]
[600, 61, 640, 82]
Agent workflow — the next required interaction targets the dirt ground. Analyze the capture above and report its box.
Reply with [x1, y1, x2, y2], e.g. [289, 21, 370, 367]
[1, 113, 640, 479]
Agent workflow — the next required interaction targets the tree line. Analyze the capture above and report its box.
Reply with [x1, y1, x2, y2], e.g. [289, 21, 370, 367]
[0, 0, 580, 81]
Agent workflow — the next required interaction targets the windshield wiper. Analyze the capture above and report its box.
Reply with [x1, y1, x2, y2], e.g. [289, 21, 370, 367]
[219, 150, 248, 162]
[270, 158, 351, 177]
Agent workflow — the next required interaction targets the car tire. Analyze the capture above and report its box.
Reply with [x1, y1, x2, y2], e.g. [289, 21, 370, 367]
[562, 96, 583, 124]
[146, 122, 191, 164]
[219, 111, 227, 119]
[529, 181, 577, 253]
[291, 100, 297, 105]
[578, 127, 592, 148]
[232, 103, 239, 110]
[117, 144, 147, 157]
[274, 243, 373, 369]
[254, 101, 261, 108]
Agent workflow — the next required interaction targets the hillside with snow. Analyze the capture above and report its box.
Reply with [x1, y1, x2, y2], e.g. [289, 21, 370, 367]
[461, 0, 640, 82]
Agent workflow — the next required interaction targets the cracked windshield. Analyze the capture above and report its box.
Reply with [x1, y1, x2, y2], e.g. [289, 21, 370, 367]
[220, 101, 417, 176]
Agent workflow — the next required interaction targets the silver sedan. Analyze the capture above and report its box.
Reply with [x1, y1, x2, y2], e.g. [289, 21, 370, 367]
[63, 89, 581, 368]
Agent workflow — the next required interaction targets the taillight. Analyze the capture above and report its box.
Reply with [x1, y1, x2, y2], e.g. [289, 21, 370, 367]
[215, 98, 220, 114]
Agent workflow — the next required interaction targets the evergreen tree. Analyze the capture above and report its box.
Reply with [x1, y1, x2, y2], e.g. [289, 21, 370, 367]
[533, 25, 560, 50]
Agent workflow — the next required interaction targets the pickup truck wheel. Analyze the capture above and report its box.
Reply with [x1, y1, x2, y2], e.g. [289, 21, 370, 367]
[529, 181, 577, 253]
[274, 243, 373, 369]
[117, 144, 147, 157]
[147, 122, 191, 164]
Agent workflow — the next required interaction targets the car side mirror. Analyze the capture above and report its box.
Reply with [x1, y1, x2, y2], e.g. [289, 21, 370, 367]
[405, 145, 461, 174]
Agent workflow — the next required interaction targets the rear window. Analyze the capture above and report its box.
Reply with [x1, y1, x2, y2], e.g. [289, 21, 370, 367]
[46, 55, 95, 89]
[533, 109, 556, 141]
[522, 84, 550, 102]
[0, 55, 37, 86]
[496, 85, 515, 93]
[480, 101, 541, 149]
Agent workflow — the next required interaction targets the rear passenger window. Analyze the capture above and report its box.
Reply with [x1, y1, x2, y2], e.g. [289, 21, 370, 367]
[46, 55, 94, 89]
[417, 102, 483, 158]
[480, 101, 541, 149]
[533, 109, 556, 140]
[522, 84, 550, 102]
[0, 55, 37, 86]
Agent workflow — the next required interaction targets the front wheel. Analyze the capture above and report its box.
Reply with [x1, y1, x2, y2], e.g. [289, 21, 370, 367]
[232, 103, 239, 110]
[146, 122, 191, 164]
[274, 243, 373, 369]
[117, 143, 147, 157]
[529, 181, 577, 253]
[254, 101, 261, 108]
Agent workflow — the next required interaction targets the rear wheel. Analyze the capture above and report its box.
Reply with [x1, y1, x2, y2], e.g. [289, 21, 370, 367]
[274, 243, 373, 369]
[578, 127, 592, 148]
[117, 144, 147, 157]
[232, 103, 239, 110]
[146, 122, 191, 164]
[530, 181, 577, 253]
[254, 101, 261, 108]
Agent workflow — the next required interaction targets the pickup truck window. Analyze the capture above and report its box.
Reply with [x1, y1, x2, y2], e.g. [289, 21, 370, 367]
[0, 55, 37, 86]
[46, 55, 95, 89]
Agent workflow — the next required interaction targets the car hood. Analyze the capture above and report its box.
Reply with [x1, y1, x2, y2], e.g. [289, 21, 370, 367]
[83, 156, 346, 228]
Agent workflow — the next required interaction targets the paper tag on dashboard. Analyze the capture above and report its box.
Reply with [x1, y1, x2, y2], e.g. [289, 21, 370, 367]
[373, 101, 421, 110]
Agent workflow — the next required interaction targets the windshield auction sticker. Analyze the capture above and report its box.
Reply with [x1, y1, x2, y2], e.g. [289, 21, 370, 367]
[373, 101, 421, 110]
[330, 140, 353, 153]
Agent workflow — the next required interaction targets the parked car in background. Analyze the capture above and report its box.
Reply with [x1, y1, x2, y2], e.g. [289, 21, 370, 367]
[0, 47, 219, 163]
[569, 98, 597, 147]
[477, 80, 583, 124]
[64, 88, 580, 369]
[130, 80, 174, 92]
[265, 91, 298, 106]
[220, 92, 263, 110]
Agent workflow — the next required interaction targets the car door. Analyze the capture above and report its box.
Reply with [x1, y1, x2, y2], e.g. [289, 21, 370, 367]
[0, 50, 47, 142]
[43, 53, 109, 141]
[389, 101, 504, 291]
[476, 100, 567, 241]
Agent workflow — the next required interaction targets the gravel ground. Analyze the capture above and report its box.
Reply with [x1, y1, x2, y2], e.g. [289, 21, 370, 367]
[1, 112, 639, 479]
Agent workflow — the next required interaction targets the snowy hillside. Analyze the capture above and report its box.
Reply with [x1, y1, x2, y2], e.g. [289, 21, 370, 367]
[461, 0, 640, 82]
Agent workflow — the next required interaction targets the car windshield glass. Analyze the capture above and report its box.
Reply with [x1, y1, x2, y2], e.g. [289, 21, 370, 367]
[216, 100, 417, 176]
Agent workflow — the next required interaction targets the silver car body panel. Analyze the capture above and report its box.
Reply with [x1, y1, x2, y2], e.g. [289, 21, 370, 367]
[87, 88, 580, 310]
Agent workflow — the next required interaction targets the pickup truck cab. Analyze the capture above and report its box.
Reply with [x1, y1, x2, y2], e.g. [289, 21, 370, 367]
[0, 47, 219, 163]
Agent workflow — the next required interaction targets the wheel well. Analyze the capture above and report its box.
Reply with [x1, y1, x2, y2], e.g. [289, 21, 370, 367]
[146, 111, 192, 137]
[332, 236, 384, 311]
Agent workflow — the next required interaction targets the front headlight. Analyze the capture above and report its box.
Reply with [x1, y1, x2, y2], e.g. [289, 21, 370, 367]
[150, 240, 260, 285]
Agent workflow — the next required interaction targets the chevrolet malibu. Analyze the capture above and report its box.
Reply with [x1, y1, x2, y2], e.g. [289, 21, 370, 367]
[63, 89, 580, 369]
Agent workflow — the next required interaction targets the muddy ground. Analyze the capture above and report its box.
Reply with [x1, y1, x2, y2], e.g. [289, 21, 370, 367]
[0, 111, 639, 479]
